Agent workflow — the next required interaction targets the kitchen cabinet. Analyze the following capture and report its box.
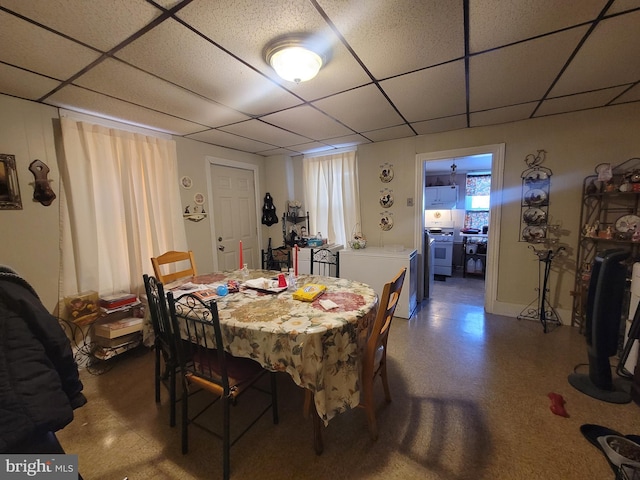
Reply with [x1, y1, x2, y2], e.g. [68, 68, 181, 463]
[340, 247, 417, 319]
[425, 185, 458, 208]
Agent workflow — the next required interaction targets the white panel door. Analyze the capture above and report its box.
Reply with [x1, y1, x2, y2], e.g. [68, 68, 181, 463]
[211, 164, 258, 271]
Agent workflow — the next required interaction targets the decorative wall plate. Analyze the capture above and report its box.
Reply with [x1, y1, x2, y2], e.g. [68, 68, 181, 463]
[379, 192, 394, 208]
[194, 192, 205, 205]
[523, 207, 546, 225]
[181, 176, 193, 189]
[524, 188, 547, 206]
[379, 215, 393, 231]
[524, 170, 549, 184]
[615, 214, 640, 233]
[522, 225, 546, 242]
[380, 166, 394, 183]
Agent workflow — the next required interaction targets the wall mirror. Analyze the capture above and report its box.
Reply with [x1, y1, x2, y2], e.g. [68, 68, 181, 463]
[0, 154, 23, 210]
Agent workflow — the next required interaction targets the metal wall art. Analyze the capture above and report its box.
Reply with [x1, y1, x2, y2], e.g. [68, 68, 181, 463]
[0, 154, 22, 210]
[29, 159, 56, 206]
[520, 150, 552, 243]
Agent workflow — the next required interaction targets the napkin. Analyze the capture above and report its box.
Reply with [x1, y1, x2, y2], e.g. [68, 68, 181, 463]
[319, 298, 339, 310]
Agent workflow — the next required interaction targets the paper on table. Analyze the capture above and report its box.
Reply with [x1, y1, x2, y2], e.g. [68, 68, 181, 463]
[319, 298, 339, 310]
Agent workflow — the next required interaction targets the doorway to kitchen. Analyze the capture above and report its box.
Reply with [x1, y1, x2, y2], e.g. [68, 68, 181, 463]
[415, 144, 505, 314]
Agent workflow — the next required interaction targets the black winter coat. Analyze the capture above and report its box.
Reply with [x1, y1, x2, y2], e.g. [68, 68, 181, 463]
[0, 272, 87, 452]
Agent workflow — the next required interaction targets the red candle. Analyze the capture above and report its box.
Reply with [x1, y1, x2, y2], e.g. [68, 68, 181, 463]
[294, 245, 299, 276]
[239, 240, 243, 269]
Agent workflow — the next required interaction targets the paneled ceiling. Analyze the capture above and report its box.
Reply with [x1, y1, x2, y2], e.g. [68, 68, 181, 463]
[1, 0, 639, 157]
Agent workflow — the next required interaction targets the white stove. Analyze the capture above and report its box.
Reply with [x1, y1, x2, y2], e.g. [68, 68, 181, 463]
[426, 227, 454, 276]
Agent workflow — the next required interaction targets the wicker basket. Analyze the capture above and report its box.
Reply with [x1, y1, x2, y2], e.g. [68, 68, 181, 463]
[348, 224, 367, 249]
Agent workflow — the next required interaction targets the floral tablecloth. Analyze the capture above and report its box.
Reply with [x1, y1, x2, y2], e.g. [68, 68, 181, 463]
[171, 269, 378, 425]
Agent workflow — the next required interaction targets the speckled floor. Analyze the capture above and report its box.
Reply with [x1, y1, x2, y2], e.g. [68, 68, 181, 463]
[57, 272, 640, 479]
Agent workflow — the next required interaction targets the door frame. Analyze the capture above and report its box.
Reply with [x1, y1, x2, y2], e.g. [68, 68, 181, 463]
[415, 143, 505, 313]
[205, 156, 262, 272]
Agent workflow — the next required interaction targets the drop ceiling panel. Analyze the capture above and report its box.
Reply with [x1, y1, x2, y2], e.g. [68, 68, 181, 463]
[262, 105, 353, 140]
[469, 0, 606, 53]
[187, 128, 275, 153]
[535, 87, 628, 117]
[612, 84, 640, 104]
[608, 0, 640, 14]
[115, 18, 302, 116]
[362, 125, 416, 143]
[74, 58, 248, 127]
[549, 10, 640, 96]
[312, 85, 404, 132]
[175, 0, 371, 100]
[316, 0, 464, 79]
[321, 134, 371, 149]
[0, 0, 161, 51]
[0, 11, 100, 80]
[47, 85, 205, 135]
[412, 115, 468, 135]
[220, 120, 310, 147]
[381, 60, 466, 122]
[0, 65, 60, 100]
[470, 103, 538, 128]
[469, 27, 587, 111]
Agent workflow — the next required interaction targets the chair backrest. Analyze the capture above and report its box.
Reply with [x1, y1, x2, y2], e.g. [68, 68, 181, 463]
[363, 267, 407, 367]
[143, 274, 173, 352]
[166, 291, 229, 396]
[310, 248, 340, 277]
[262, 247, 291, 271]
[151, 250, 197, 285]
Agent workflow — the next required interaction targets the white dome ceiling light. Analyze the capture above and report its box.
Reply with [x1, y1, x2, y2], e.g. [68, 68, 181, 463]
[265, 35, 327, 84]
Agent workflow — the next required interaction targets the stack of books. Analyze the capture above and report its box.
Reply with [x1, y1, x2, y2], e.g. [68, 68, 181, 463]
[99, 293, 138, 310]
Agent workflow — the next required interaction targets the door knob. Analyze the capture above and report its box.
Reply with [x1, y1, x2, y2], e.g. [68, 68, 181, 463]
[218, 237, 222, 241]
[218, 245, 225, 251]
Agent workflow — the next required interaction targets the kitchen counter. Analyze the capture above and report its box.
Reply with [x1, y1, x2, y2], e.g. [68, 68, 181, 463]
[339, 246, 417, 319]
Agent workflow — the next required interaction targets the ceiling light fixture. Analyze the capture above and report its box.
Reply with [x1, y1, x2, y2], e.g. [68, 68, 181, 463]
[265, 35, 326, 84]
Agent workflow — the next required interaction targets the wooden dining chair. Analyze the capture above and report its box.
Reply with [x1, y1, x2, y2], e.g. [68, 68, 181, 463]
[359, 267, 406, 440]
[310, 248, 340, 277]
[261, 247, 291, 271]
[166, 292, 279, 480]
[151, 250, 197, 285]
[143, 274, 179, 427]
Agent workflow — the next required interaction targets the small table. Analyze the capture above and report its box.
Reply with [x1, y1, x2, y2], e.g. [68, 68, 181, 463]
[171, 269, 378, 453]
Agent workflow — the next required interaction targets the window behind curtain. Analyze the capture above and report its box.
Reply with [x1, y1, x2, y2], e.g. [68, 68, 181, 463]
[302, 149, 360, 247]
[464, 173, 491, 229]
[59, 116, 188, 298]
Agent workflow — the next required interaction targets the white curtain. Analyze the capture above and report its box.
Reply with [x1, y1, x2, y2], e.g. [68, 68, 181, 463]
[59, 117, 188, 298]
[303, 149, 360, 247]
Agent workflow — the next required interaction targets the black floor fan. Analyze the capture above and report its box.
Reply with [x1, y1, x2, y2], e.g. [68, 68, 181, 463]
[568, 249, 633, 404]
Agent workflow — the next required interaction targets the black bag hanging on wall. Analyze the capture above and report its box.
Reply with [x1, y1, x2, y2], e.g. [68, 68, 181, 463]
[261, 193, 278, 226]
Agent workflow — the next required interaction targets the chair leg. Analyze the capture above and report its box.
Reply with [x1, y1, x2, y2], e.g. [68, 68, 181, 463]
[223, 397, 231, 480]
[154, 345, 161, 404]
[361, 377, 378, 441]
[169, 363, 176, 427]
[380, 356, 392, 404]
[270, 372, 279, 424]
[181, 387, 189, 454]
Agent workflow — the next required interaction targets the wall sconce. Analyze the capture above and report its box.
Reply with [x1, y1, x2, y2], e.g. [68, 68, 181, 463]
[265, 34, 327, 83]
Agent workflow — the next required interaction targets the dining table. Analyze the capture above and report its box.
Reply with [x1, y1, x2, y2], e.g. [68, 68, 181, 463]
[165, 268, 379, 454]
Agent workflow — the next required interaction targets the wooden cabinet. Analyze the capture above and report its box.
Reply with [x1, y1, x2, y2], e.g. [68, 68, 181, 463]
[425, 185, 458, 208]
